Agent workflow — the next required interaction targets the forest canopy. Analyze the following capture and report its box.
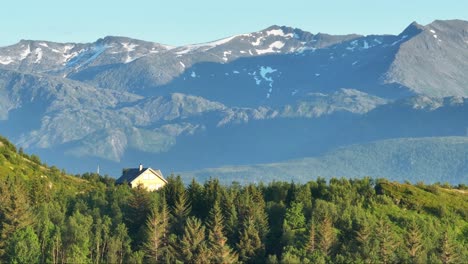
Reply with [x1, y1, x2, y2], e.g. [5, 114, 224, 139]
[0, 135, 467, 263]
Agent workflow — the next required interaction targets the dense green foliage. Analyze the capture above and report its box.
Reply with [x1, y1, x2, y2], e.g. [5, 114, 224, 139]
[1, 135, 468, 263]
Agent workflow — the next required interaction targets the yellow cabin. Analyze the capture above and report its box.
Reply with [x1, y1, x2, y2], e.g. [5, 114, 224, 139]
[116, 164, 167, 191]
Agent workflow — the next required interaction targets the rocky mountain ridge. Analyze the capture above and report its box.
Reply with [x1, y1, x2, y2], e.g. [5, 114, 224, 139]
[0, 20, 467, 181]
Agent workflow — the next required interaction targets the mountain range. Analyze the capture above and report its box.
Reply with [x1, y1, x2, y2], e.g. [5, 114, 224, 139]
[0, 19, 467, 183]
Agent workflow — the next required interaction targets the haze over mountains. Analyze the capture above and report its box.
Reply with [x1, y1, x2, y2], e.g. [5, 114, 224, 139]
[0, 19, 467, 183]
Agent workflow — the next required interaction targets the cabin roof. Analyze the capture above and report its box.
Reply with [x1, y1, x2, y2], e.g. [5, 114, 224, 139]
[116, 167, 166, 184]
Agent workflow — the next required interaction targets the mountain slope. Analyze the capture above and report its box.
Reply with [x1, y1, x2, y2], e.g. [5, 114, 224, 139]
[0, 20, 467, 182]
[385, 20, 468, 97]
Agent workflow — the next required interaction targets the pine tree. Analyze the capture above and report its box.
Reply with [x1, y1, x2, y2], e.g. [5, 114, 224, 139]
[203, 178, 222, 218]
[171, 188, 191, 237]
[305, 221, 316, 254]
[282, 202, 306, 250]
[177, 216, 210, 264]
[318, 216, 335, 257]
[406, 220, 423, 263]
[439, 231, 458, 264]
[376, 218, 399, 264]
[237, 216, 265, 264]
[162, 175, 185, 209]
[284, 202, 306, 231]
[126, 184, 152, 242]
[207, 202, 238, 264]
[187, 178, 205, 220]
[355, 219, 376, 263]
[221, 188, 239, 244]
[144, 199, 170, 263]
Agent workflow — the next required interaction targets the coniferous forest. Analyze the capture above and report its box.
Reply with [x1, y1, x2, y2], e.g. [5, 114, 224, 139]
[1, 136, 468, 264]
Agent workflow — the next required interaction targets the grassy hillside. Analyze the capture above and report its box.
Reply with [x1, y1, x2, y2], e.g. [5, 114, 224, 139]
[377, 180, 468, 219]
[0, 135, 90, 194]
[180, 136, 468, 184]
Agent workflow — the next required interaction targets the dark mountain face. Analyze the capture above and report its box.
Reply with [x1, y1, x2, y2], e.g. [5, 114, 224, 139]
[0, 20, 467, 182]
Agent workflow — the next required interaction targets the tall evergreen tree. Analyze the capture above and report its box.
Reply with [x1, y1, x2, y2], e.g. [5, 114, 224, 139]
[305, 221, 317, 255]
[126, 184, 152, 244]
[281, 201, 306, 250]
[171, 188, 191, 237]
[439, 231, 458, 264]
[221, 188, 239, 245]
[406, 220, 423, 264]
[187, 178, 205, 220]
[355, 217, 378, 263]
[177, 216, 210, 264]
[318, 216, 335, 257]
[237, 216, 265, 264]
[202, 178, 222, 219]
[162, 175, 185, 209]
[144, 199, 170, 263]
[207, 202, 238, 264]
[376, 218, 399, 264]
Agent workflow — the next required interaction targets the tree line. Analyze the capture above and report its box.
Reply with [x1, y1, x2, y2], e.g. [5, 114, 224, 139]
[0, 170, 467, 264]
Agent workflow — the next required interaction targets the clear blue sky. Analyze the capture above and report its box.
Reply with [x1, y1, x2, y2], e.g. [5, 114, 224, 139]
[1, 0, 466, 47]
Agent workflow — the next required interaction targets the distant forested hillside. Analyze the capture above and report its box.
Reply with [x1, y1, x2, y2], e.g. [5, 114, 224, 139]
[0, 135, 467, 263]
[182, 136, 468, 185]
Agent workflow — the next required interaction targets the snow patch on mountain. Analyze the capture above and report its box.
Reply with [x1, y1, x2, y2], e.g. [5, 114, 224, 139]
[295, 47, 316, 53]
[391, 35, 408, 46]
[65, 44, 108, 68]
[259, 66, 278, 87]
[122, 42, 138, 52]
[177, 35, 237, 54]
[63, 51, 77, 63]
[252, 37, 263, 46]
[374, 38, 383, 44]
[223, 51, 232, 62]
[124, 55, 134, 63]
[20, 45, 31, 60]
[175, 48, 193, 55]
[0, 56, 14, 65]
[363, 40, 369, 49]
[63, 45, 74, 53]
[256, 41, 285, 54]
[34, 48, 43, 63]
[202, 35, 237, 47]
[254, 76, 261, 85]
[266, 29, 284, 36]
